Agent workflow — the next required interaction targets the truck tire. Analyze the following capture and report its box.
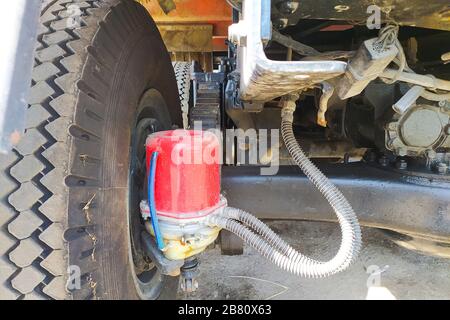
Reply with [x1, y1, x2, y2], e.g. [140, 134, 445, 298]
[172, 62, 191, 128]
[0, 0, 182, 300]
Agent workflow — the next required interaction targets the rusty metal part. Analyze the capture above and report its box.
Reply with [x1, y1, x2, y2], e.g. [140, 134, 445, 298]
[272, 30, 355, 61]
[143, 0, 232, 52]
[159, 24, 213, 52]
[317, 81, 334, 127]
[283, 139, 366, 161]
[272, 30, 319, 56]
[157, 0, 176, 14]
[229, 0, 347, 103]
[159, 24, 214, 71]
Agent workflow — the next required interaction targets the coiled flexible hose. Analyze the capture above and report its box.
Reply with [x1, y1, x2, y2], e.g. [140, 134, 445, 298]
[208, 93, 361, 278]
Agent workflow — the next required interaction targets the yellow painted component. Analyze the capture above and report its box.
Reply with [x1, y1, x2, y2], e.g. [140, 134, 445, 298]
[158, 24, 213, 52]
[146, 223, 221, 260]
[162, 227, 221, 260]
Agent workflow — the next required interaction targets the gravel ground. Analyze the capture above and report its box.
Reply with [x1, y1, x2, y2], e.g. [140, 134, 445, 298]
[177, 221, 450, 300]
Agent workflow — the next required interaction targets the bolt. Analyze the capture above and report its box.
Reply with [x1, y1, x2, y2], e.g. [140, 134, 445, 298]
[276, 1, 300, 14]
[438, 100, 446, 108]
[378, 155, 389, 167]
[395, 159, 408, 170]
[396, 147, 408, 157]
[387, 122, 397, 131]
[437, 162, 448, 175]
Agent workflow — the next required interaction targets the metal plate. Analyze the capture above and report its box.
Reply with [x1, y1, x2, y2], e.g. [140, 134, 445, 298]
[222, 163, 450, 242]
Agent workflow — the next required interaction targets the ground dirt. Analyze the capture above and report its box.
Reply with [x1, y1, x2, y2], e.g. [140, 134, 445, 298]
[177, 221, 450, 300]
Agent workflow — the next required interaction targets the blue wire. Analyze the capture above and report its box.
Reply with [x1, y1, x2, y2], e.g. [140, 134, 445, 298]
[148, 152, 165, 250]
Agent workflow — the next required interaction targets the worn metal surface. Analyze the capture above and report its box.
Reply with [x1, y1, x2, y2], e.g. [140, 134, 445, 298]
[158, 24, 213, 52]
[229, 0, 347, 103]
[159, 24, 214, 71]
[271, 0, 450, 31]
[0, 0, 40, 153]
[142, 0, 232, 52]
[385, 103, 450, 157]
[221, 163, 450, 242]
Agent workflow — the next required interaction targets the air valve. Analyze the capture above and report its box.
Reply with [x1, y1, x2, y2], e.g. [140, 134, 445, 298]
[141, 121, 361, 289]
[140, 130, 225, 261]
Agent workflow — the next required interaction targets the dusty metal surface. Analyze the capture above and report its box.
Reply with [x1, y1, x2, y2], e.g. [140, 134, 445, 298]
[221, 164, 450, 242]
[141, 0, 232, 51]
[272, 0, 450, 31]
[229, 0, 347, 103]
[158, 24, 213, 52]
[159, 24, 214, 71]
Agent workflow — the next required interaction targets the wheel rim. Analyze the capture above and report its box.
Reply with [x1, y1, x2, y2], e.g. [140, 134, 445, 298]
[127, 89, 173, 299]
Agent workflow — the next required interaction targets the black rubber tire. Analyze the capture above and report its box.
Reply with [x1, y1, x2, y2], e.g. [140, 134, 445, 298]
[172, 61, 191, 128]
[0, 0, 182, 300]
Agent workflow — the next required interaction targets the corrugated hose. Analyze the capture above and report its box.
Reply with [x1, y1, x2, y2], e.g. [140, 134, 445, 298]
[207, 93, 361, 278]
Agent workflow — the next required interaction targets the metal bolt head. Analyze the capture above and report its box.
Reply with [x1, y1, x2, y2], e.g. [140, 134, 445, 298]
[387, 122, 397, 131]
[438, 100, 446, 108]
[378, 155, 389, 167]
[437, 162, 448, 175]
[396, 147, 408, 157]
[396, 159, 408, 170]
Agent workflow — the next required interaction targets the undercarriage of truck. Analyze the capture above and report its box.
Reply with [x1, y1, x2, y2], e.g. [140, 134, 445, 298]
[0, 0, 449, 300]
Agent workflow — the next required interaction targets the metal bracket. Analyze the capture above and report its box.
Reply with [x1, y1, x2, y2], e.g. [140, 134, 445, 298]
[228, 0, 346, 103]
[141, 231, 184, 276]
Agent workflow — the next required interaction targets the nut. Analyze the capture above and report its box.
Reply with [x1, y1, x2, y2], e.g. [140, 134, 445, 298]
[396, 159, 408, 170]
[437, 162, 448, 175]
[378, 155, 389, 167]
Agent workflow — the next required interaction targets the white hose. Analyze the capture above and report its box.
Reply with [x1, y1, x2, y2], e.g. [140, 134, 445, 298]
[207, 93, 361, 277]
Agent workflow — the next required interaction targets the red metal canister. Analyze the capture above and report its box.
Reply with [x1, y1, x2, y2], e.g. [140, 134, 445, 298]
[146, 130, 221, 219]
